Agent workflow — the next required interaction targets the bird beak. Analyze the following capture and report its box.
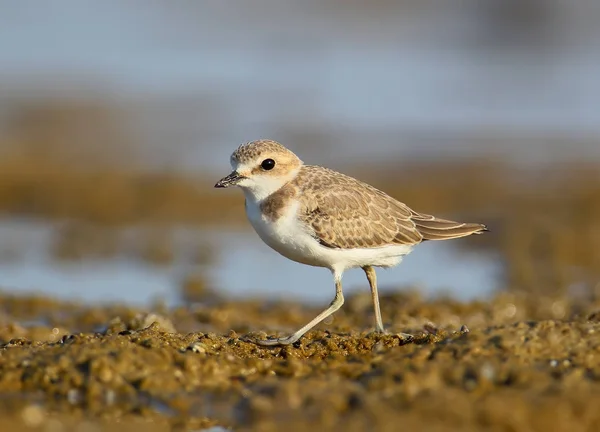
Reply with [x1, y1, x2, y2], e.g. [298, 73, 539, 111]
[214, 171, 244, 188]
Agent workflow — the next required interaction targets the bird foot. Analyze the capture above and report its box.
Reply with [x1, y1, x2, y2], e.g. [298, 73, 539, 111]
[251, 334, 300, 346]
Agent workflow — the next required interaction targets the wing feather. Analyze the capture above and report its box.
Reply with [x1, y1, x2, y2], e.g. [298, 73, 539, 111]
[294, 166, 488, 249]
[296, 166, 422, 249]
[411, 211, 488, 240]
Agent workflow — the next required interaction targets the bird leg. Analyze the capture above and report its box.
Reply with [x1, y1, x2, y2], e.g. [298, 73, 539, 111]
[363, 265, 386, 333]
[256, 275, 344, 346]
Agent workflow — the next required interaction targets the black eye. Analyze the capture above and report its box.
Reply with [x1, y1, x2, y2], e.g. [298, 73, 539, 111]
[261, 158, 275, 170]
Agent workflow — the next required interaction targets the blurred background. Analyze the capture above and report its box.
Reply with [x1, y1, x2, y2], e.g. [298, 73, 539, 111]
[0, 0, 599, 307]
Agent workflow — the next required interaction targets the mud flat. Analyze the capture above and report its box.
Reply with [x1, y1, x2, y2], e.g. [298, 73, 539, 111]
[0, 289, 599, 431]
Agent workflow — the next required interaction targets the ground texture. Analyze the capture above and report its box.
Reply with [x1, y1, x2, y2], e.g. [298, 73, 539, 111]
[1, 290, 600, 431]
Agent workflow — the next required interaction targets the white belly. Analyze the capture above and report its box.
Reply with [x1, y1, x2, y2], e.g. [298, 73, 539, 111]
[244, 198, 413, 274]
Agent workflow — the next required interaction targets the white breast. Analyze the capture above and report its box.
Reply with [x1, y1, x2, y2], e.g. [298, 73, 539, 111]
[244, 195, 414, 274]
[245, 197, 321, 266]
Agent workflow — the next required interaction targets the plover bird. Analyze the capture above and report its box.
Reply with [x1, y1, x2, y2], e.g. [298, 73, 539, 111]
[215, 140, 487, 346]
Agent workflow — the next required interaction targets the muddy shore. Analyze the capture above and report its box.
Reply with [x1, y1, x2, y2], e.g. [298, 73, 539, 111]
[0, 289, 599, 431]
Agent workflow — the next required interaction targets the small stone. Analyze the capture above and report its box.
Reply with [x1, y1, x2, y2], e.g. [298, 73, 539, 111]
[395, 333, 414, 343]
[67, 389, 82, 405]
[137, 313, 177, 333]
[104, 389, 116, 406]
[423, 322, 438, 335]
[187, 341, 207, 354]
[21, 405, 45, 427]
[587, 311, 600, 322]
[97, 366, 113, 383]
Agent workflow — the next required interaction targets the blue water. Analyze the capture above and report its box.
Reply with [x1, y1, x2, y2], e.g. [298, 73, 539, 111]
[0, 219, 500, 306]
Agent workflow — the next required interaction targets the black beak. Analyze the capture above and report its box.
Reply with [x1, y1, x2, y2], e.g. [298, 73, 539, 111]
[215, 171, 244, 188]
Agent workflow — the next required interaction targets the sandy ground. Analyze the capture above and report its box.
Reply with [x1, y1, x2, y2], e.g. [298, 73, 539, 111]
[0, 289, 599, 432]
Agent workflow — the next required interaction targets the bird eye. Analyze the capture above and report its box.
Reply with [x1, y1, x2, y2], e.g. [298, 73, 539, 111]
[260, 158, 276, 170]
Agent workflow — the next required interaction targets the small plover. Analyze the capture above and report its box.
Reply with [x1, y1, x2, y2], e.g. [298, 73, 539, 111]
[215, 140, 487, 346]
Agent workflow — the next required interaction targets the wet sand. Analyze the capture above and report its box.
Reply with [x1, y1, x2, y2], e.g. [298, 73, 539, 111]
[1, 289, 599, 431]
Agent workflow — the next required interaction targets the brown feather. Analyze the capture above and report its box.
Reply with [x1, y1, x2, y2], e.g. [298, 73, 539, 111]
[291, 166, 487, 249]
[295, 166, 422, 249]
[411, 211, 488, 241]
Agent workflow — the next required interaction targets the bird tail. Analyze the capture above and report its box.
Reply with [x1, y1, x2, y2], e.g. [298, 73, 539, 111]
[411, 211, 488, 241]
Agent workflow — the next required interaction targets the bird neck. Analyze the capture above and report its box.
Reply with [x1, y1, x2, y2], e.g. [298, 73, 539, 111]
[242, 167, 301, 203]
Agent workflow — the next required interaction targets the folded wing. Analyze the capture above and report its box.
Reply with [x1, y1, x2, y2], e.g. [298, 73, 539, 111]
[297, 167, 422, 249]
[296, 166, 486, 249]
[411, 211, 488, 241]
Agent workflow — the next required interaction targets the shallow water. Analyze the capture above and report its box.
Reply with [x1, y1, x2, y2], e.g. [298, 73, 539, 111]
[0, 218, 500, 306]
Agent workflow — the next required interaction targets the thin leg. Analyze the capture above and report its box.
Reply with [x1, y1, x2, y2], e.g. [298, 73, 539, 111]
[363, 266, 385, 333]
[256, 273, 344, 346]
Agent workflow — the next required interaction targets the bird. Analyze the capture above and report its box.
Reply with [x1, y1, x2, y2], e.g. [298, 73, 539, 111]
[215, 139, 488, 346]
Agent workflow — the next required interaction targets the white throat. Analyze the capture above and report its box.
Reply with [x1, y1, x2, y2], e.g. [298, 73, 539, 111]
[240, 177, 286, 202]
[238, 166, 301, 203]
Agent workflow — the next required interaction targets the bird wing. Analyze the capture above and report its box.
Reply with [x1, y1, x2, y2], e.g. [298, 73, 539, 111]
[295, 166, 487, 249]
[296, 166, 423, 249]
[410, 211, 488, 240]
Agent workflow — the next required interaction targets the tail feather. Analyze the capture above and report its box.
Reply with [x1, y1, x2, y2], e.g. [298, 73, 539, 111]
[411, 212, 488, 241]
